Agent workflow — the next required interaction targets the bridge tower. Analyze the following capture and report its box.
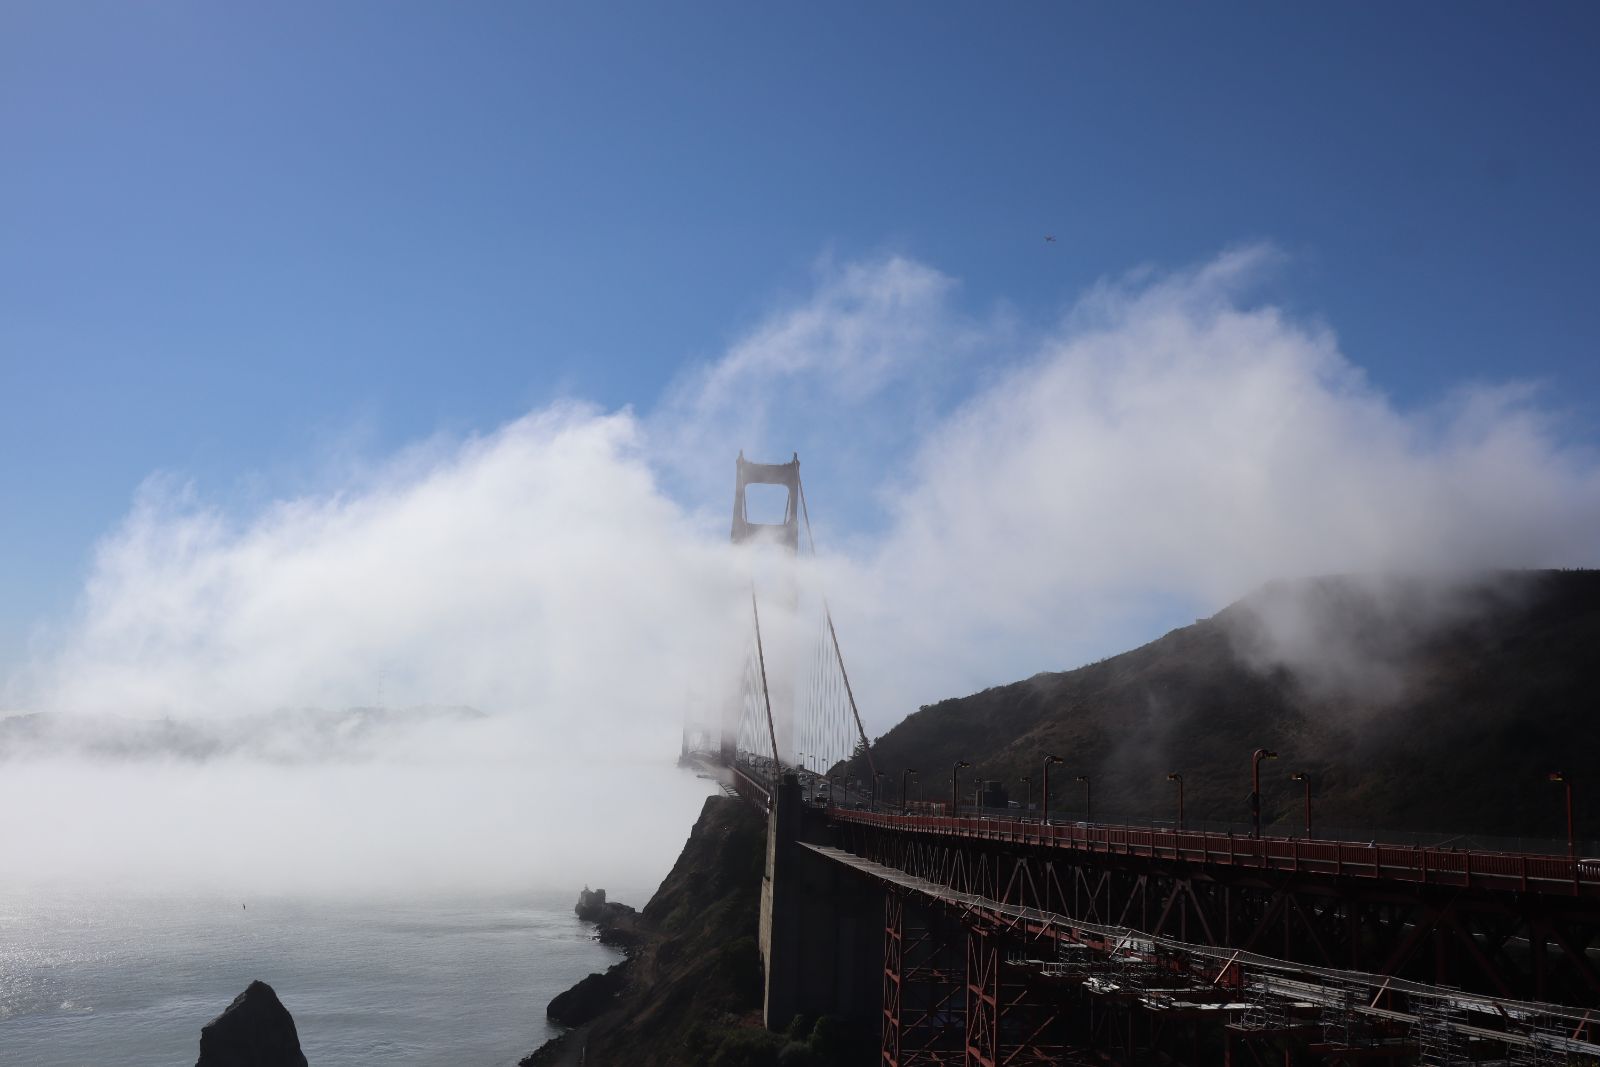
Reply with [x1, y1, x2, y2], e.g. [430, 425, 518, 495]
[728, 451, 801, 768]
[730, 450, 801, 550]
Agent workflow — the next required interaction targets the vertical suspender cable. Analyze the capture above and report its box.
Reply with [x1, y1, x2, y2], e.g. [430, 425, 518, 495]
[797, 481, 878, 781]
[750, 587, 781, 769]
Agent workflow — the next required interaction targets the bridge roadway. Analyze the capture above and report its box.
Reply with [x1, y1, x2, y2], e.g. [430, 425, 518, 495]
[829, 807, 1600, 899]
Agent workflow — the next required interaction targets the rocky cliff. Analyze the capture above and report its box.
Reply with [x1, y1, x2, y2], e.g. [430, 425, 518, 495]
[525, 794, 868, 1066]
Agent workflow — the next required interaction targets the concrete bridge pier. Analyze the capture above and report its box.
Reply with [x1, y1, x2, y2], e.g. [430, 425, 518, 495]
[760, 773, 882, 1034]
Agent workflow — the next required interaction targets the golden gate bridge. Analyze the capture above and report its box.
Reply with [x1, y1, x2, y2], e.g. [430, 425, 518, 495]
[684, 452, 1600, 1067]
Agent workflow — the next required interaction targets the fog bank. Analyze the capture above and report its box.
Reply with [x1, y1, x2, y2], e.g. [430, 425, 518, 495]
[5, 246, 1598, 894]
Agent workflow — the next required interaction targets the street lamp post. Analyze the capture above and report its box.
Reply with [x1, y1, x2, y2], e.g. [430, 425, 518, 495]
[952, 760, 971, 817]
[1291, 772, 1313, 838]
[1042, 755, 1065, 824]
[1167, 772, 1184, 831]
[1076, 775, 1092, 822]
[902, 768, 917, 816]
[1550, 772, 1575, 861]
[873, 772, 886, 813]
[1251, 748, 1279, 838]
[1021, 776, 1032, 821]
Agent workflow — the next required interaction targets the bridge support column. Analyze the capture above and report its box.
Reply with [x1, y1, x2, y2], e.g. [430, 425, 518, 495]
[760, 772, 881, 1034]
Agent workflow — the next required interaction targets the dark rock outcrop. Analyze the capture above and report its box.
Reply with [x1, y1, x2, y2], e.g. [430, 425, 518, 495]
[547, 962, 627, 1027]
[574, 886, 607, 921]
[195, 980, 308, 1067]
[574, 886, 642, 949]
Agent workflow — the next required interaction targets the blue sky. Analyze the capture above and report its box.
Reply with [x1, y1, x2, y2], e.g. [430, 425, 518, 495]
[4, 3, 1600, 705]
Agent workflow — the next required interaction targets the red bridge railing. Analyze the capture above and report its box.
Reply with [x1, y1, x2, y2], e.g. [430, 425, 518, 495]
[830, 808, 1600, 897]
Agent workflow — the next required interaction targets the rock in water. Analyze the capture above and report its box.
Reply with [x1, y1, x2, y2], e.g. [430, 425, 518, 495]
[195, 980, 309, 1067]
[574, 886, 606, 921]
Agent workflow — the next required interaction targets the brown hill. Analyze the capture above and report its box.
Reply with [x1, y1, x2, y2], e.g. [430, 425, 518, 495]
[849, 570, 1600, 849]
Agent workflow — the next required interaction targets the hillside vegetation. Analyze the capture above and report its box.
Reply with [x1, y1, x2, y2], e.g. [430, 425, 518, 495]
[850, 570, 1600, 846]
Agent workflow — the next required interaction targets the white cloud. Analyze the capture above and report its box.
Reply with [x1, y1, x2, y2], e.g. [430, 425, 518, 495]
[32, 404, 746, 726]
[815, 245, 1600, 725]
[3, 405, 747, 895]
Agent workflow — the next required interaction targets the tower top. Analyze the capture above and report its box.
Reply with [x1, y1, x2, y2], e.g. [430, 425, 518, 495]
[731, 452, 801, 550]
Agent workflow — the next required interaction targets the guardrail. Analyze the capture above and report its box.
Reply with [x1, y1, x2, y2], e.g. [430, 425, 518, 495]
[830, 808, 1600, 897]
[730, 764, 772, 811]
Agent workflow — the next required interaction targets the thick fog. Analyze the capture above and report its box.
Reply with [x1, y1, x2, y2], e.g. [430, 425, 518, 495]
[4, 246, 1598, 896]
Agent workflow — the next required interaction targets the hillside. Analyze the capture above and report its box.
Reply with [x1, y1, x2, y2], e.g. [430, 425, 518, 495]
[849, 570, 1600, 847]
[527, 794, 873, 1066]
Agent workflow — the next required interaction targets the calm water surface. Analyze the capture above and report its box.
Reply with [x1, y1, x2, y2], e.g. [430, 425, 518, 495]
[0, 888, 622, 1066]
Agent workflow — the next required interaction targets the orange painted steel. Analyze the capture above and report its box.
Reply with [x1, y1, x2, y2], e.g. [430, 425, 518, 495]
[831, 809, 1600, 898]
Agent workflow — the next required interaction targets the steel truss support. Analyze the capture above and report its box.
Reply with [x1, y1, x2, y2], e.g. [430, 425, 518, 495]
[839, 821, 1600, 1007]
[885, 893, 904, 1066]
[883, 891, 966, 1066]
[965, 926, 999, 1067]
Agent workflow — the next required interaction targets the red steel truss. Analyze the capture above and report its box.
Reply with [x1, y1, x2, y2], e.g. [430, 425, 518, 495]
[832, 810, 1600, 898]
[833, 809, 1600, 1009]
[883, 890, 967, 1065]
[964, 926, 998, 1067]
[829, 843, 1600, 1067]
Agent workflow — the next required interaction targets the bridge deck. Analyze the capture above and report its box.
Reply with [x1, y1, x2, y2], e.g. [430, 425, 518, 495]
[830, 808, 1600, 897]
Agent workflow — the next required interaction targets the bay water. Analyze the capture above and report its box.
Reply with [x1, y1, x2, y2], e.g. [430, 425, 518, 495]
[0, 887, 627, 1066]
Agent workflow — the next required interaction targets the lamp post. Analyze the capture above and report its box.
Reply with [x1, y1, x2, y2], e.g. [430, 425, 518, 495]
[952, 760, 971, 817]
[1167, 772, 1184, 831]
[1550, 772, 1575, 861]
[917, 775, 925, 808]
[1042, 754, 1065, 824]
[1076, 775, 1092, 822]
[1021, 776, 1032, 821]
[873, 772, 887, 813]
[902, 768, 917, 816]
[1251, 748, 1278, 838]
[1290, 772, 1313, 838]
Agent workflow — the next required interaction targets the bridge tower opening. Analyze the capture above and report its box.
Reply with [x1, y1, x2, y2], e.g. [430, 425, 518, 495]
[731, 450, 801, 550]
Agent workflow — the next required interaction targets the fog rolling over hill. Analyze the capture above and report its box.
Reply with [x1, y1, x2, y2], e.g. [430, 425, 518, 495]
[854, 569, 1600, 845]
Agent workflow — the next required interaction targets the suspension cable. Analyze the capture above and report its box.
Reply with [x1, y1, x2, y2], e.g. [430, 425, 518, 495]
[797, 480, 878, 779]
[750, 586, 781, 768]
